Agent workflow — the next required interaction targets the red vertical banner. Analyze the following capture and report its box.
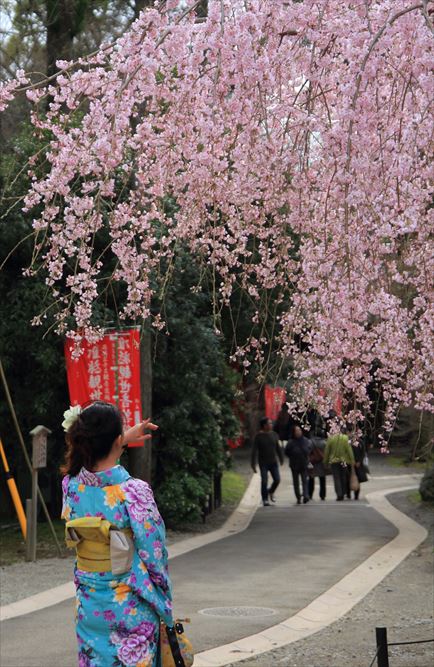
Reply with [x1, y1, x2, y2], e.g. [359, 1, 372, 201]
[64, 329, 143, 447]
[319, 387, 343, 416]
[264, 385, 287, 421]
[115, 330, 142, 446]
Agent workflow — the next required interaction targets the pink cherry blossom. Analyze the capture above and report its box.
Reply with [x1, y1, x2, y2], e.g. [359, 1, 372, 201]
[1, 1, 433, 428]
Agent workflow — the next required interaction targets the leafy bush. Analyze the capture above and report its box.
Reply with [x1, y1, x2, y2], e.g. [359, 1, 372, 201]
[155, 471, 211, 525]
[152, 254, 239, 527]
[419, 466, 434, 503]
[0, 127, 240, 526]
[0, 125, 69, 516]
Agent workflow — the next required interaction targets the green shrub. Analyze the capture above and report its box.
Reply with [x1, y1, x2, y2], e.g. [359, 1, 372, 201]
[419, 466, 434, 503]
[155, 471, 211, 525]
[152, 253, 239, 527]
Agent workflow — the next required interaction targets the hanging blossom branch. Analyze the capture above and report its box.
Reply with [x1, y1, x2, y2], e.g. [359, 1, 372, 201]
[0, 0, 433, 431]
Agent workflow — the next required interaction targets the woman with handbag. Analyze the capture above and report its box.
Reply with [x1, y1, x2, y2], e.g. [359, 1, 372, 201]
[307, 436, 327, 500]
[347, 438, 369, 500]
[61, 401, 192, 667]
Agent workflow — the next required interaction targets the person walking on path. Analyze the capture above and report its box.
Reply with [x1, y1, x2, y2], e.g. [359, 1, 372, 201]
[285, 425, 312, 504]
[324, 427, 355, 501]
[307, 436, 327, 500]
[273, 402, 293, 447]
[347, 437, 369, 500]
[61, 401, 173, 667]
[251, 417, 284, 506]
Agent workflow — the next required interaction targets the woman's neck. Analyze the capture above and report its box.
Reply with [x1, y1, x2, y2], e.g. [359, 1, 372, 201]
[91, 452, 119, 472]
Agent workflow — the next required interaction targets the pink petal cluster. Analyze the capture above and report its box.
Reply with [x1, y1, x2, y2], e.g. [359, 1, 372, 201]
[0, 70, 29, 111]
[2, 1, 433, 425]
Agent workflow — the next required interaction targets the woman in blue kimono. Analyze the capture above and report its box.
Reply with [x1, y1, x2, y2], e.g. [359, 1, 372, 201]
[61, 401, 173, 667]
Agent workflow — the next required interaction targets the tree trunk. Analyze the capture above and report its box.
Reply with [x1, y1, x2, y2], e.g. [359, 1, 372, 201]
[46, 0, 81, 77]
[196, 0, 208, 18]
[244, 380, 262, 448]
[128, 325, 153, 481]
[133, 0, 154, 20]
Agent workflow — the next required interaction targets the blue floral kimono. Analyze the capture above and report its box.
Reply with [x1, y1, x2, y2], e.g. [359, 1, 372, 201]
[62, 465, 173, 667]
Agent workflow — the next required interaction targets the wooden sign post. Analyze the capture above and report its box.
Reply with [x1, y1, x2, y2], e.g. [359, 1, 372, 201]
[26, 425, 51, 562]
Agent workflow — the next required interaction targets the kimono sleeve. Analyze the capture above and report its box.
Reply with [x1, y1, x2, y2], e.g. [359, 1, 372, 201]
[60, 475, 71, 520]
[123, 478, 173, 624]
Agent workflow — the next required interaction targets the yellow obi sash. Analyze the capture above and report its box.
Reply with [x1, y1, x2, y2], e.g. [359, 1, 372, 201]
[65, 517, 134, 574]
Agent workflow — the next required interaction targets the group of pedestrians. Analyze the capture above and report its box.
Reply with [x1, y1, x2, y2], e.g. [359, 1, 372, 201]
[251, 406, 369, 506]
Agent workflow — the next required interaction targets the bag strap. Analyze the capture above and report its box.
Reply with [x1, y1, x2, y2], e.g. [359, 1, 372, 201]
[165, 624, 186, 667]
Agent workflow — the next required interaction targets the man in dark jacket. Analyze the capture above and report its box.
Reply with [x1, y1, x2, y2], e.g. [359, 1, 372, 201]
[273, 402, 293, 446]
[285, 424, 312, 504]
[251, 417, 284, 506]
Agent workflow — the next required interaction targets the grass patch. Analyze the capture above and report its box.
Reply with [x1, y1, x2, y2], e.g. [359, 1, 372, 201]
[407, 490, 422, 504]
[222, 470, 247, 506]
[407, 489, 434, 507]
[387, 455, 431, 471]
[0, 519, 67, 566]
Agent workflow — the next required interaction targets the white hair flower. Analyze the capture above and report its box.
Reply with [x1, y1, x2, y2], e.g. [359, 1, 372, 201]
[62, 405, 82, 432]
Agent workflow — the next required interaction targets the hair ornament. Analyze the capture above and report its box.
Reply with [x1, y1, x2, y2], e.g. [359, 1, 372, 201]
[62, 405, 82, 432]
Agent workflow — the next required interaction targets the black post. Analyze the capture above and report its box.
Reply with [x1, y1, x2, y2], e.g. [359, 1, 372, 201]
[214, 472, 222, 509]
[376, 627, 390, 667]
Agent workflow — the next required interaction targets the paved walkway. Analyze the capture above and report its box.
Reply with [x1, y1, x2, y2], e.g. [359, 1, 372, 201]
[0, 458, 424, 667]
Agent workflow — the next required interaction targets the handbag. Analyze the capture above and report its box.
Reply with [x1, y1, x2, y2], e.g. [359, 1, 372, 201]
[309, 446, 324, 464]
[363, 454, 370, 474]
[160, 620, 194, 667]
[350, 468, 360, 492]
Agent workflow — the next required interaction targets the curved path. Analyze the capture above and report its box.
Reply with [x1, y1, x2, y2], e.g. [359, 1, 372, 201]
[193, 481, 426, 666]
[0, 468, 424, 667]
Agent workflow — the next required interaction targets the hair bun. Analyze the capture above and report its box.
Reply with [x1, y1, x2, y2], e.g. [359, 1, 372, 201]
[61, 402, 123, 477]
